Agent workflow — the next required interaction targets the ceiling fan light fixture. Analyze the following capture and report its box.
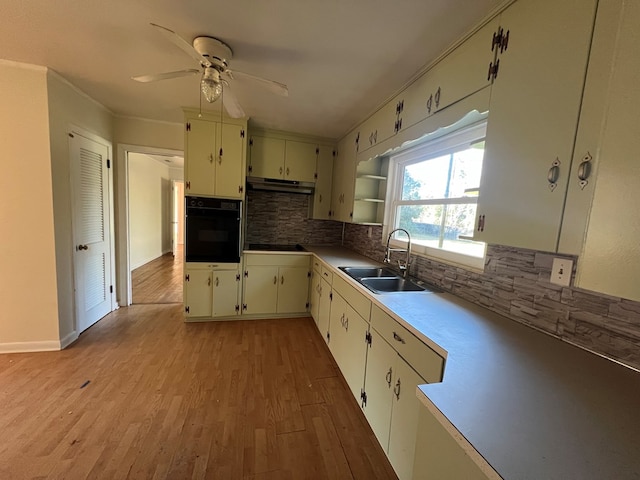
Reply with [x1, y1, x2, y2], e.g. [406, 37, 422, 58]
[201, 67, 223, 103]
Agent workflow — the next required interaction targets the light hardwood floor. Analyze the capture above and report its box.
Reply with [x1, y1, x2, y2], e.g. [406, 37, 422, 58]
[0, 305, 397, 479]
[131, 246, 183, 304]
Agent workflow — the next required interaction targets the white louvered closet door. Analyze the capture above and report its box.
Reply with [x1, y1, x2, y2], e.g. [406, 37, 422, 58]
[70, 133, 112, 333]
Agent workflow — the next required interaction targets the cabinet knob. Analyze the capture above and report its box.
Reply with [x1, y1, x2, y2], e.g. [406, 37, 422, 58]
[77, 244, 88, 251]
[286, 167, 290, 176]
[392, 331, 406, 344]
[215, 277, 219, 287]
[394, 378, 401, 400]
[209, 153, 213, 164]
[548, 157, 561, 192]
[386, 367, 393, 388]
[279, 166, 283, 175]
[281, 275, 285, 285]
[273, 275, 277, 284]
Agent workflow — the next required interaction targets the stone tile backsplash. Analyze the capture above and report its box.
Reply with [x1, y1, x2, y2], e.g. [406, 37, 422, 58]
[343, 223, 640, 371]
[245, 190, 343, 246]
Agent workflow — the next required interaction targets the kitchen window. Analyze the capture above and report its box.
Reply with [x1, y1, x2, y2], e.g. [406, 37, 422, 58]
[386, 122, 487, 269]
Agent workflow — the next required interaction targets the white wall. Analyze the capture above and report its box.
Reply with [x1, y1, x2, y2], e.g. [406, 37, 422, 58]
[128, 153, 172, 269]
[0, 62, 60, 349]
[46, 71, 114, 343]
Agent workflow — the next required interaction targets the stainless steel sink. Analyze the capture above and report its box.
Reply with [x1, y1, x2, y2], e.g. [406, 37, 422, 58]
[359, 276, 428, 293]
[339, 265, 437, 293]
[339, 266, 397, 279]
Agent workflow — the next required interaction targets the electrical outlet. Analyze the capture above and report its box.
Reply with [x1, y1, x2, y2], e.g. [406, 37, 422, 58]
[550, 258, 573, 286]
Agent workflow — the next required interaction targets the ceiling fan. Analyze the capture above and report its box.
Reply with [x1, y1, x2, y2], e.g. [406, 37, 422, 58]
[132, 23, 289, 118]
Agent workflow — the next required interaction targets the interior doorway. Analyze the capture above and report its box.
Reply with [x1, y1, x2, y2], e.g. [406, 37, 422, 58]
[116, 144, 184, 306]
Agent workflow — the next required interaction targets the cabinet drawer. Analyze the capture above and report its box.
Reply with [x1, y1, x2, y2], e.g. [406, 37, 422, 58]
[320, 264, 333, 284]
[312, 256, 322, 273]
[244, 253, 311, 267]
[333, 275, 371, 321]
[371, 305, 443, 383]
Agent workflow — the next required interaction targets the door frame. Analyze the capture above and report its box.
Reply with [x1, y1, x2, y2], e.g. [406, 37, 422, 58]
[116, 144, 184, 306]
[69, 125, 117, 334]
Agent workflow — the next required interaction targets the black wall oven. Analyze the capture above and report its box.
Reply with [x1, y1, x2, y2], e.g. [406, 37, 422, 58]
[185, 196, 242, 263]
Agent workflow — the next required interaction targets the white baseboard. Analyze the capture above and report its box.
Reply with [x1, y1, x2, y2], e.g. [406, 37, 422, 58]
[0, 331, 79, 353]
[60, 331, 79, 349]
[0, 340, 62, 353]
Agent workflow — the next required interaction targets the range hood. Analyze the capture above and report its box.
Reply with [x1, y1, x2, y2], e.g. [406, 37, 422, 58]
[246, 176, 315, 194]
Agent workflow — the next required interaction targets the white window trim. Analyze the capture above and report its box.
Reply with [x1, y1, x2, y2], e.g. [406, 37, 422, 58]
[383, 121, 487, 271]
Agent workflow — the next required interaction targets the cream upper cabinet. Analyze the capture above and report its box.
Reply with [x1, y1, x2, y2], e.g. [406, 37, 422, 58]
[571, 0, 640, 303]
[331, 130, 358, 222]
[359, 100, 400, 154]
[248, 133, 329, 184]
[284, 140, 317, 183]
[312, 145, 334, 220]
[248, 135, 285, 179]
[473, 0, 598, 252]
[401, 16, 499, 130]
[184, 115, 247, 199]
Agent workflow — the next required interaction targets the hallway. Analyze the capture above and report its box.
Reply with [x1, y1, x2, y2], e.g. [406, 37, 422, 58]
[131, 246, 183, 304]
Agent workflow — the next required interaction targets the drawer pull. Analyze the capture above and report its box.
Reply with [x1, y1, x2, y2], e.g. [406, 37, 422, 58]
[386, 367, 392, 388]
[393, 331, 406, 344]
[323, 272, 329, 277]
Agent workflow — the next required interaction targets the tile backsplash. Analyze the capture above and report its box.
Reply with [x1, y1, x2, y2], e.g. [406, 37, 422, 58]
[343, 224, 640, 371]
[245, 190, 343, 246]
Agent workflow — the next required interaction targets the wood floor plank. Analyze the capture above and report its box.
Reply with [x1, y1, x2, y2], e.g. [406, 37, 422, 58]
[131, 246, 183, 304]
[0, 275, 396, 479]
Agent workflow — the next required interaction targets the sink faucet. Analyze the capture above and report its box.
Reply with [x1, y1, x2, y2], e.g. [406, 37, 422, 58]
[384, 228, 412, 278]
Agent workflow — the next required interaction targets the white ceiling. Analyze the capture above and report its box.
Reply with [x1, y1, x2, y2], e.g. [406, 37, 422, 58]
[0, 0, 504, 139]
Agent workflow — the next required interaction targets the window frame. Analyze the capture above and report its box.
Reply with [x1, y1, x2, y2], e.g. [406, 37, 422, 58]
[384, 121, 488, 270]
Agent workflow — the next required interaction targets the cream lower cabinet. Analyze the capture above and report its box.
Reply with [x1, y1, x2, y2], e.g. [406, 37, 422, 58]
[310, 269, 321, 323]
[242, 253, 311, 316]
[413, 405, 492, 480]
[317, 277, 332, 344]
[184, 263, 241, 319]
[364, 304, 444, 480]
[328, 291, 370, 402]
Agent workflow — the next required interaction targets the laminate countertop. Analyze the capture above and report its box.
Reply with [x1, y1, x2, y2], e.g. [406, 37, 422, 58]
[304, 245, 640, 480]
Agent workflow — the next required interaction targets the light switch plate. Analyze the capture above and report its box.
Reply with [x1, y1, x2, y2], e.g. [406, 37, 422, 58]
[551, 258, 573, 286]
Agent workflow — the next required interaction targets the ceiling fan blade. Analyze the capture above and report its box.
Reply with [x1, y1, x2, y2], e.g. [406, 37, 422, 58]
[150, 23, 210, 67]
[131, 69, 201, 83]
[226, 69, 289, 97]
[222, 84, 246, 118]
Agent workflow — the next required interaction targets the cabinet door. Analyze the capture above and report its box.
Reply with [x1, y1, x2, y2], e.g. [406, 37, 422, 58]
[333, 132, 357, 223]
[243, 265, 279, 315]
[418, 17, 499, 122]
[185, 119, 216, 196]
[474, 0, 597, 252]
[388, 357, 426, 480]
[574, 1, 640, 303]
[328, 291, 347, 358]
[310, 270, 321, 323]
[184, 268, 212, 317]
[339, 304, 369, 404]
[216, 123, 245, 199]
[213, 269, 240, 317]
[284, 140, 317, 183]
[363, 327, 396, 452]
[277, 266, 310, 314]
[318, 278, 332, 344]
[249, 136, 285, 179]
[312, 146, 334, 220]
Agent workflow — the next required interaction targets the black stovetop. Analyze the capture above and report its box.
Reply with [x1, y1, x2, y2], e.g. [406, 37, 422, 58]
[245, 244, 306, 252]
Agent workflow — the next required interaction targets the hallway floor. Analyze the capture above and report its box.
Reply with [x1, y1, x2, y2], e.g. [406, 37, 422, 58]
[131, 245, 183, 304]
